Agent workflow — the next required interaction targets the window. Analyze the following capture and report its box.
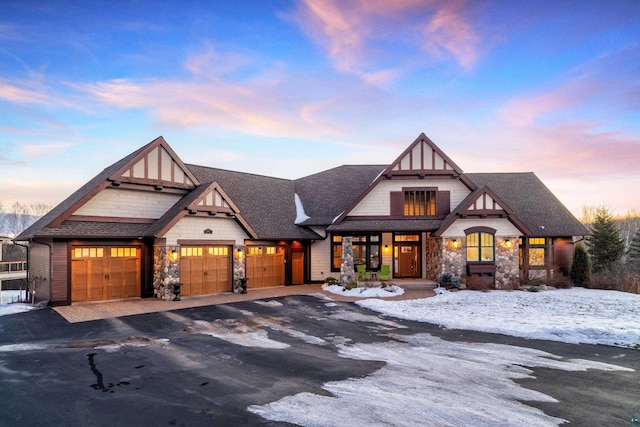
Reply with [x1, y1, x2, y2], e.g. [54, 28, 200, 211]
[404, 189, 436, 216]
[181, 247, 203, 257]
[528, 238, 546, 266]
[110, 247, 137, 258]
[331, 234, 381, 271]
[208, 247, 229, 256]
[466, 232, 494, 262]
[73, 247, 104, 258]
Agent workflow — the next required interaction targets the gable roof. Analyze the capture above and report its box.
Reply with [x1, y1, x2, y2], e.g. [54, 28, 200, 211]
[186, 165, 321, 240]
[149, 181, 257, 239]
[17, 136, 200, 241]
[293, 165, 386, 226]
[465, 173, 588, 237]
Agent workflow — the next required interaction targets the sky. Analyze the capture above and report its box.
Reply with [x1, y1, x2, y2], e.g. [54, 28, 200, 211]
[1, 0, 639, 218]
[3, 286, 638, 425]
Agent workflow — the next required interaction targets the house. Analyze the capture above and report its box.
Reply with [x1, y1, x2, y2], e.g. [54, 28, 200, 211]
[16, 133, 588, 305]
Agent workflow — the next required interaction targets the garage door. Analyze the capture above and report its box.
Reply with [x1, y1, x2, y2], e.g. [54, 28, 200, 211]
[179, 246, 231, 296]
[71, 246, 141, 302]
[246, 245, 285, 288]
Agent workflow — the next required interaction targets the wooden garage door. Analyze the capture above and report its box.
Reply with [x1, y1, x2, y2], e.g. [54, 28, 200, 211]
[179, 246, 231, 296]
[71, 246, 141, 302]
[246, 245, 285, 288]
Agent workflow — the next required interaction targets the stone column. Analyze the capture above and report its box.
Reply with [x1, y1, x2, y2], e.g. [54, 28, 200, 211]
[233, 245, 246, 282]
[340, 236, 355, 285]
[496, 237, 519, 289]
[153, 245, 180, 300]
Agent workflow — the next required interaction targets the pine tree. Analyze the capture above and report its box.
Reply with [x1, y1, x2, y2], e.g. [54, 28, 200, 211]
[570, 242, 591, 286]
[586, 206, 625, 273]
[627, 229, 640, 272]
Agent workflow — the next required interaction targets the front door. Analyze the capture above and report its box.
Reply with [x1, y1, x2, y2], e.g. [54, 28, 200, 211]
[395, 244, 421, 278]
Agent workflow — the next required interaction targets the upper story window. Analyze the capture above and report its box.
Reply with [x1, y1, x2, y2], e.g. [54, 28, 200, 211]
[465, 227, 496, 262]
[391, 187, 449, 218]
[404, 189, 436, 216]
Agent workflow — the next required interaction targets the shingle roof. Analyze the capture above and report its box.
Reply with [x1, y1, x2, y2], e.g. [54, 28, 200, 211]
[16, 140, 156, 240]
[186, 165, 321, 240]
[465, 172, 588, 237]
[26, 221, 153, 239]
[294, 165, 386, 226]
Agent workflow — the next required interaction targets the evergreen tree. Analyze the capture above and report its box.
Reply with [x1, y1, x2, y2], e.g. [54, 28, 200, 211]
[570, 242, 591, 286]
[628, 229, 640, 272]
[586, 206, 625, 273]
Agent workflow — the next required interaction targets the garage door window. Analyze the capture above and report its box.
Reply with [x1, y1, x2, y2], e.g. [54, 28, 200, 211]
[209, 247, 228, 256]
[73, 247, 104, 258]
[181, 247, 203, 257]
[110, 247, 137, 257]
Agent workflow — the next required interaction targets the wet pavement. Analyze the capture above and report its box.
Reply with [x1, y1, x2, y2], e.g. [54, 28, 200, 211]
[0, 292, 638, 426]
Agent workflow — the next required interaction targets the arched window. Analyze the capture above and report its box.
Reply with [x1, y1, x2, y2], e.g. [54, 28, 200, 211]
[465, 227, 496, 262]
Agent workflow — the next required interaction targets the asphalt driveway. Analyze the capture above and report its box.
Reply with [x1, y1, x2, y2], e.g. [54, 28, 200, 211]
[0, 295, 638, 426]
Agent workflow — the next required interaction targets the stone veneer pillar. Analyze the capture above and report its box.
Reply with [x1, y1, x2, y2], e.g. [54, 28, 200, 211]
[495, 237, 519, 289]
[153, 245, 180, 300]
[340, 236, 355, 285]
[233, 245, 246, 283]
[441, 237, 466, 285]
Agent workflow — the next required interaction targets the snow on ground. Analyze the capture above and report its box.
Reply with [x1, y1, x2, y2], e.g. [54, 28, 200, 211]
[1, 286, 637, 426]
[358, 287, 640, 349]
[249, 333, 632, 427]
[322, 283, 404, 298]
[0, 290, 39, 316]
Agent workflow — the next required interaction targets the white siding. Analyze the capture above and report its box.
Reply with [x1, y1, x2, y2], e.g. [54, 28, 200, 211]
[349, 179, 471, 216]
[163, 216, 249, 245]
[310, 237, 337, 281]
[73, 188, 181, 219]
[440, 218, 522, 237]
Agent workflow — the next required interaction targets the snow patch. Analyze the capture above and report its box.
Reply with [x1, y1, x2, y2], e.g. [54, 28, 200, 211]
[358, 288, 640, 348]
[249, 333, 631, 426]
[294, 193, 311, 224]
[323, 283, 404, 298]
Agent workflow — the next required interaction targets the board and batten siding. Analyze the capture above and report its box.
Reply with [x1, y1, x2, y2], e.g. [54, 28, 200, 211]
[349, 179, 471, 216]
[29, 242, 51, 301]
[73, 188, 182, 219]
[162, 216, 249, 245]
[439, 218, 522, 237]
[51, 241, 69, 304]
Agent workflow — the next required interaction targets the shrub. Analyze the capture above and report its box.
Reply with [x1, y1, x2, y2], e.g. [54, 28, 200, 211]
[343, 282, 358, 291]
[324, 277, 339, 286]
[570, 242, 591, 287]
[439, 273, 461, 290]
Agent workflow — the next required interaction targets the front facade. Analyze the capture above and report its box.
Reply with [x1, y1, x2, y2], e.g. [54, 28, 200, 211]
[17, 133, 587, 305]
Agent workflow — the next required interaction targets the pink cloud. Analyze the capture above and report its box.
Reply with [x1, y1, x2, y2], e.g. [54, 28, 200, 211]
[291, 0, 481, 81]
[0, 80, 49, 105]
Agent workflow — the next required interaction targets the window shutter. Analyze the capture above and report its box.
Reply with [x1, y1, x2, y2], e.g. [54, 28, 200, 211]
[390, 191, 403, 216]
[437, 191, 450, 217]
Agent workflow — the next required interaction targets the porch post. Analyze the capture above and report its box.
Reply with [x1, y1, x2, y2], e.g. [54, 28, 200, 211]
[340, 236, 355, 285]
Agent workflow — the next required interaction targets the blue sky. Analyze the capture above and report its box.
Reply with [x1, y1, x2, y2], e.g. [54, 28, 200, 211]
[1, 0, 639, 217]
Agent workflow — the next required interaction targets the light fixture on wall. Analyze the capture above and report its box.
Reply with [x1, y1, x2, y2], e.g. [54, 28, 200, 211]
[169, 247, 179, 261]
[236, 248, 244, 258]
[504, 239, 512, 248]
[384, 244, 389, 253]
[451, 239, 459, 248]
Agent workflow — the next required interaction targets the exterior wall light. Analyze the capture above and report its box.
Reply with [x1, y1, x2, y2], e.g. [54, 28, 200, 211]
[169, 247, 179, 261]
[384, 244, 390, 253]
[451, 239, 459, 248]
[504, 239, 513, 248]
[237, 248, 244, 258]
